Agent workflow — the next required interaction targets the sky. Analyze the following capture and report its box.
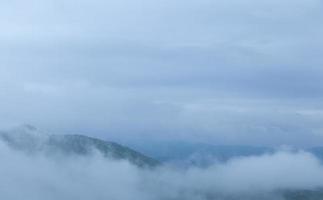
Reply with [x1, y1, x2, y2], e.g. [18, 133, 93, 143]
[1, 0, 323, 147]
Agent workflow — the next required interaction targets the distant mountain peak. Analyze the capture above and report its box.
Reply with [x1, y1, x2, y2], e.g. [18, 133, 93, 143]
[0, 126, 160, 168]
[20, 124, 38, 131]
[8, 124, 41, 135]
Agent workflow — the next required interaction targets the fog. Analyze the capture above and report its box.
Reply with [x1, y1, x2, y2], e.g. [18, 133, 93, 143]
[1, 138, 322, 200]
[1, 0, 323, 199]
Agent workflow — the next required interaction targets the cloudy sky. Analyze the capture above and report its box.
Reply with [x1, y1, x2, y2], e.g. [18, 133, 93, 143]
[1, 0, 323, 147]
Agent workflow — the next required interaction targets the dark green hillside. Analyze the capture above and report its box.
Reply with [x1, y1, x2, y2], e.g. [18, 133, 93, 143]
[283, 189, 323, 200]
[47, 134, 160, 167]
[0, 126, 160, 168]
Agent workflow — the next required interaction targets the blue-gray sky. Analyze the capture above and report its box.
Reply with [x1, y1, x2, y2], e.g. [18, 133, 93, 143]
[1, 0, 323, 146]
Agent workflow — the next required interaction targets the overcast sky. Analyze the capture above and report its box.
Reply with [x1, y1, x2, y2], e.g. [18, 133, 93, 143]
[1, 0, 323, 147]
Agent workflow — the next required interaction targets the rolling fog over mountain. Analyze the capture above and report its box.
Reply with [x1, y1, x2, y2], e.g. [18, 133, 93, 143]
[126, 140, 323, 168]
[1, 0, 323, 199]
[1, 126, 323, 200]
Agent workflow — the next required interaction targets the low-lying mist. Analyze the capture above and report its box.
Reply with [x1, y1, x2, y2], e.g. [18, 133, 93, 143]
[0, 140, 323, 200]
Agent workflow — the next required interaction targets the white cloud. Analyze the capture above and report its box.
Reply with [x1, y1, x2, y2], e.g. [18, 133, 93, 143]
[1, 139, 323, 200]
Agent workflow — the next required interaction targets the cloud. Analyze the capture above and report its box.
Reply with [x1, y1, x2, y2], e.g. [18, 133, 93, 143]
[0, 140, 148, 200]
[1, 138, 323, 200]
[1, 0, 323, 146]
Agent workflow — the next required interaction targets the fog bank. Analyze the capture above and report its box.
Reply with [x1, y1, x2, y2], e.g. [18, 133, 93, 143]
[1, 140, 323, 200]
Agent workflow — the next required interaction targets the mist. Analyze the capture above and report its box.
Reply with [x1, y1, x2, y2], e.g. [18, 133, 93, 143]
[1, 138, 323, 200]
[1, 0, 323, 199]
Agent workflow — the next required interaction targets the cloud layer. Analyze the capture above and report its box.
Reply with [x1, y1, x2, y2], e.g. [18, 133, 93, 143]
[1, 139, 323, 200]
[1, 0, 323, 146]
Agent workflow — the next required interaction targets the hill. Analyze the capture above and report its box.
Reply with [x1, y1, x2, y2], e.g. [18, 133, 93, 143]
[0, 125, 160, 168]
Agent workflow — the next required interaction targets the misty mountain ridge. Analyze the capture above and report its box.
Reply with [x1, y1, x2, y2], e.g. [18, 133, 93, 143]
[128, 140, 323, 167]
[0, 125, 160, 168]
[2, 125, 323, 168]
[2, 125, 323, 199]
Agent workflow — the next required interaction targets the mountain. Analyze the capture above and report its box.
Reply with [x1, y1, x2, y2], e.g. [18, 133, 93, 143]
[127, 141, 274, 167]
[308, 147, 323, 161]
[0, 125, 160, 168]
[128, 140, 323, 167]
[283, 189, 323, 200]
